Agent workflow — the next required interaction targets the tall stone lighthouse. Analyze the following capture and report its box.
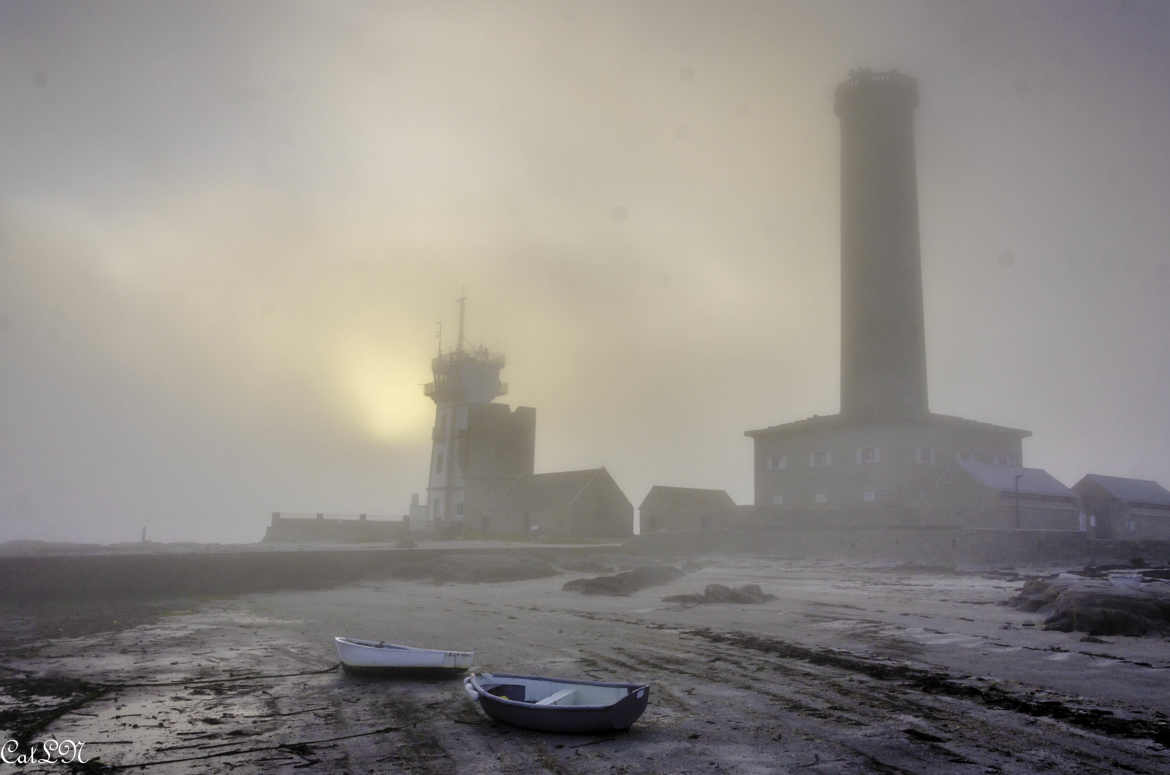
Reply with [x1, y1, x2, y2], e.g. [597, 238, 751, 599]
[836, 70, 929, 422]
[745, 70, 1032, 519]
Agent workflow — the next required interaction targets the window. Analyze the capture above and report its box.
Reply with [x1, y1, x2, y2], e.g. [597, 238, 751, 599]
[809, 451, 831, 468]
[766, 454, 788, 471]
[455, 502, 464, 516]
[915, 447, 935, 465]
[435, 453, 444, 474]
[815, 492, 828, 504]
[863, 489, 876, 503]
[771, 494, 784, 506]
[856, 447, 880, 464]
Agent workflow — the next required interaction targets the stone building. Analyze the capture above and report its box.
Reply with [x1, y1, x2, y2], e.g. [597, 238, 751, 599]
[1073, 474, 1170, 540]
[747, 414, 1028, 520]
[744, 69, 1060, 528]
[639, 486, 737, 533]
[418, 300, 632, 540]
[423, 299, 535, 536]
[476, 468, 633, 540]
[941, 461, 1080, 530]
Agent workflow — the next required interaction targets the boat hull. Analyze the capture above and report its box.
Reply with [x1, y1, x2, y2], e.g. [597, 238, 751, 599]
[334, 637, 473, 673]
[465, 673, 649, 733]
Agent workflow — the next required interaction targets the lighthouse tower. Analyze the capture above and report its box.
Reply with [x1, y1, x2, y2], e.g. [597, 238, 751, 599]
[836, 69, 929, 422]
[423, 299, 534, 535]
[744, 70, 1032, 520]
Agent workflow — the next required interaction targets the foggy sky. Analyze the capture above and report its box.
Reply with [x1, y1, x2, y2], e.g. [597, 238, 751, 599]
[3, 0, 1169, 543]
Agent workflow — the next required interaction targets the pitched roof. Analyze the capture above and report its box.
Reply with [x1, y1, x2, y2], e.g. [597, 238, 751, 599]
[929, 413, 1032, 437]
[639, 486, 736, 512]
[743, 413, 843, 438]
[1074, 474, 1170, 507]
[959, 459, 1074, 498]
[509, 468, 631, 512]
[744, 412, 1030, 439]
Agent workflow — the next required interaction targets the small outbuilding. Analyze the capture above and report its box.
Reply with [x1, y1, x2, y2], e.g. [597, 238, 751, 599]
[478, 468, 633, 540]
[639, 486, 737, 533]
[1072, 474, 1170, 540]
[934, 460, 1081, 531]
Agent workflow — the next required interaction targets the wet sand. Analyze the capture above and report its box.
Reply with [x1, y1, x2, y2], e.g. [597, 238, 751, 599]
[3, 558, 1169, 773]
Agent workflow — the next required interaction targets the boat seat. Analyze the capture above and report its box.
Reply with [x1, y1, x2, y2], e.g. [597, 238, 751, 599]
[535, 688, 576, 706]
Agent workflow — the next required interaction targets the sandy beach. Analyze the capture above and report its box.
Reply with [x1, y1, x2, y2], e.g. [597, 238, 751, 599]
[3, 556, 1169, 773]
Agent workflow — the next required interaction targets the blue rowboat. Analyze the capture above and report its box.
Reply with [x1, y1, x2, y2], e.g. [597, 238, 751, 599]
[464, 672, 649, 733]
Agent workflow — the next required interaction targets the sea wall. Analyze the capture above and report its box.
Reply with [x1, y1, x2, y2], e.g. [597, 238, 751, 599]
[262, 513, 407, 543]
[625, 525, 1170, 568]
[0, 545, 604, 603]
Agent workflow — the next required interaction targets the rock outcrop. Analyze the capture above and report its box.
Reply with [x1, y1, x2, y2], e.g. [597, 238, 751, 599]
[663, 584, 776, 607]
[1007, 572, 1170, 636]
[562, 565, 684, 595]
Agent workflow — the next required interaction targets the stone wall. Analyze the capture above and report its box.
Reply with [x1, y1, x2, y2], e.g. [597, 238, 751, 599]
[624, 524, 1164, 567]
[263, 514, 407, 543]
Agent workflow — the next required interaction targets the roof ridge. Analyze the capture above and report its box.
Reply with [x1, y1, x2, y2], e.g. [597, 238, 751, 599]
[564, 469, 599, 509]
[530, 467, 604, 479]
[1088, 473, 1160, 484]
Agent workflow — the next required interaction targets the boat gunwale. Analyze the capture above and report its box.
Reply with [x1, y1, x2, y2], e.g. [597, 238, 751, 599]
[467, 672, 649, 711]
[335, 636, 473, 658]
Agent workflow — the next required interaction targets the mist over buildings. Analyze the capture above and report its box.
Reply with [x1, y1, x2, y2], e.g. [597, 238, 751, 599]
[3, 0, 1169, 543]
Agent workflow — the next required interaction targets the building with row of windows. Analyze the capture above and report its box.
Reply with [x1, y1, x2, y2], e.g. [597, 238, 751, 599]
[739, 71, 1170, 541]
[635, 468, 1170, 539]
[743, 70, 1074, 531]
[763, 445, 1020, 473]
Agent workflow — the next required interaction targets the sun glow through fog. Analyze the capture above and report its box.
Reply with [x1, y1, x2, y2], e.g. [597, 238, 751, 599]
[337, 342, 432, 442]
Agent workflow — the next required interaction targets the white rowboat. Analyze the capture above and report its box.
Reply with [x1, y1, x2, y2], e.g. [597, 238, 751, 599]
[334, 637, 474, 672]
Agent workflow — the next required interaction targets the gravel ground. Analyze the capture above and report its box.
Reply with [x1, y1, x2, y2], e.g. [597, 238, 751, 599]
[3, 558, 1169, 773]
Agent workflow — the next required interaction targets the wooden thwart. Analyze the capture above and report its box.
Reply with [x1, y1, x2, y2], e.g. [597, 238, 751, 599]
[535, 688, 576, 706]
